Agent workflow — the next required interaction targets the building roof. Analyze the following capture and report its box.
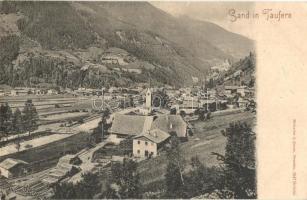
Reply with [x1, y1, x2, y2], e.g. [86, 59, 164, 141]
[225, 85, 247, 90]
[110, 114, 187, 138]
[58, 154, 78, 164]
[224, 86, 240, 90]
[0, 158, 28, 170]
[109, 114, 150, 136]
[134, 129, 170, 144]
[151, 115, 187, 138]
[181, 100, 200, 108]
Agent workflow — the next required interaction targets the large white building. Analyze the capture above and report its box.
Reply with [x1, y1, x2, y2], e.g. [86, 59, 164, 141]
[133, 129, 170, 158]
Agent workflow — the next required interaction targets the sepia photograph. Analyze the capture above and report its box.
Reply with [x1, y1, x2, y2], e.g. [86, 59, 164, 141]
[0, 1, 256, 199]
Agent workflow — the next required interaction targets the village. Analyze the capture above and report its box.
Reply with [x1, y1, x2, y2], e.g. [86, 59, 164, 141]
[0, 72, 256, 199]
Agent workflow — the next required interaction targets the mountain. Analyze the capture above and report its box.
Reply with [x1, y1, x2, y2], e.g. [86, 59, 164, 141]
[214, 53, 256, 88]
[0, 1, 254, 88]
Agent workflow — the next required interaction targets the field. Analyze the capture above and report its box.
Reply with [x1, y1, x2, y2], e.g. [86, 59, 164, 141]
[42, 112, 89, 121]
[137, 111, 256, 188]
[0, 94, 100, 151]
[0, 133, 69, 157]
[0, 94, 94, 112]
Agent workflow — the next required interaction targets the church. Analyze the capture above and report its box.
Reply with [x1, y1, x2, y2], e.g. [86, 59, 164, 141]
[108, 88, 188, 157]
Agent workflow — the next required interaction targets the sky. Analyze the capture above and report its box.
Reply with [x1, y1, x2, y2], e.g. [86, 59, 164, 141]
[151, 2, 255, 39]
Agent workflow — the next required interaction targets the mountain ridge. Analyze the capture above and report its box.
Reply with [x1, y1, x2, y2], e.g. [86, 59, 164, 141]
[0, 1, 254, 88]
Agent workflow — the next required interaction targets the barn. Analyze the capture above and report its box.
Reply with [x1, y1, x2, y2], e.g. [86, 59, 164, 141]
[0, 158, 28, 178]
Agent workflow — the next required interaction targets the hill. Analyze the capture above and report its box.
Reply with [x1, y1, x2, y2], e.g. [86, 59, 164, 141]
[0, 1, 254, 88]
[212, 52, 256, 88]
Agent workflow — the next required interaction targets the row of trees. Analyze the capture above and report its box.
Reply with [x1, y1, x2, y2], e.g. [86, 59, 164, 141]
[0, 100, 39, 141]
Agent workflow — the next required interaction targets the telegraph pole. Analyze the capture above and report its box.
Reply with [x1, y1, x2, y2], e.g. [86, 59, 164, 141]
[206, 88, 209, 111]
[101, 87, 104, 141]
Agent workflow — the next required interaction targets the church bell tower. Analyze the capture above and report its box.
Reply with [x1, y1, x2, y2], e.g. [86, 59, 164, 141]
[145, 88, 152, 110]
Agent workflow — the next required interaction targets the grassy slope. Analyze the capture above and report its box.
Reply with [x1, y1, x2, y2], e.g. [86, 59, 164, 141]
[138, 111, 256, 188]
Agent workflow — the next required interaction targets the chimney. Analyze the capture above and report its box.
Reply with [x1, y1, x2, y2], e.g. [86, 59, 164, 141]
[169, 123, 173, 129]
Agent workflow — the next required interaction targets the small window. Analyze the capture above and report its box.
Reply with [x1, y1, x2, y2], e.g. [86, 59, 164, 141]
[137, 150, 140, 154]
[145, 141, 148, 145]
[137, 140, 140, 144]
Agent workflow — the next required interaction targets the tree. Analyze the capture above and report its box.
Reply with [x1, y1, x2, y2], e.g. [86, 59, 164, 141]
[170, 107, 176, 115]
[52, 172, 101, 199]
[103, 159, 140, 199]
[184, 156, 222, 198]
[52, 182, 77, 199]
[152, 90, 169, 108]
[0, 104, 5, 140]
[0, 1, 17, 14]
[22, 99, 39, 136]
[12, 108, 23, 134]
[248, 77, 255, 88]
[129, 95, 135, 107]
[92, 108, 111, 143]
[197, 108, 206, 121]
[15, 141, 21, 152]
[179, 110, 186, 118]
[76, 173, 101, 199]
[0, 103, 12, 140]
[164, 136, 186, 198]
[212, 122, 256, 199]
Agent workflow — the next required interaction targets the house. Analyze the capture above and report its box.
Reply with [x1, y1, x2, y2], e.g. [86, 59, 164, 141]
[233, 70, 243, 77]
[151, 115, 188, 139]
[109, 114, 149, 142]
[42, 154, 80, 184]
[58, 154, 82, 165]
[224, 85, 239, 95]
[109, 114, 188, 144]
[10, 88, 29, 96]
[237, 86, 254, 97]
[133, 129, 170, 158]
[237, 97, 248, 108]
[0, 90, 5, 96]
[10, 90, 17, 96]
[211, 59, 231, 72]
[47, 89, 58, 95]
[108, 87, 120, 94]
[35, 89, 46, 95]
[0, 158, 28, 178]
[14, 88, 30, 96]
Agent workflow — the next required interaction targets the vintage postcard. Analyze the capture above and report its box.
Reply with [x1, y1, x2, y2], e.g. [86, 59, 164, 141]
[0, 1, 305, 199]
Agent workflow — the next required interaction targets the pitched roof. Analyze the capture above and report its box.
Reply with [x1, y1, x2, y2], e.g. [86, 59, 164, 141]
[151, 115, 187, 138]
[110, 114, 187, 138]
[0, 158, 28, 170]
[134, 129, 170, 144]
[109, 114, 152, 136]
[58, 154, 78, 164]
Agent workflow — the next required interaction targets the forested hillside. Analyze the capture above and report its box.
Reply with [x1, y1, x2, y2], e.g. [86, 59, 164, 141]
[215, 53, 256, 87]
[0, 1, 254, 88]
